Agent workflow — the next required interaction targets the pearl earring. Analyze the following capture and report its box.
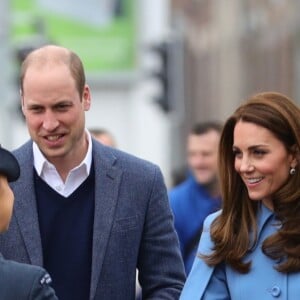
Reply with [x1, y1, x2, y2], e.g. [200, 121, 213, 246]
[290, 167, 296, 175]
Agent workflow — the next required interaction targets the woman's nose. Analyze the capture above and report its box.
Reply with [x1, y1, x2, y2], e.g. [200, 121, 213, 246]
[239, 156, 254, 172]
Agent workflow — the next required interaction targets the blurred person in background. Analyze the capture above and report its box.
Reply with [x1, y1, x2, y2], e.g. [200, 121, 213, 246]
[171, 165, 188, 188]
[181, 92, 300, 299]
[169, 121, 222, 275]
[89, 127, 117, 148]
[0, 44, 185, 300]
[0, 146, 58, 300]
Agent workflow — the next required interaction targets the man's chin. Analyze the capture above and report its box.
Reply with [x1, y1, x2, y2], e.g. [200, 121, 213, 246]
[194, 175, 214, 185]
[195, 179, 211, 185]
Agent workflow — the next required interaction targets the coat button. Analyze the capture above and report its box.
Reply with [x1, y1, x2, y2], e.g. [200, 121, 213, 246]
[271, 285, 281, 297]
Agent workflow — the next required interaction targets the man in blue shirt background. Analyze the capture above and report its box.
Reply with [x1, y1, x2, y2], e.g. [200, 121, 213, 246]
[169, 121, 222, 274]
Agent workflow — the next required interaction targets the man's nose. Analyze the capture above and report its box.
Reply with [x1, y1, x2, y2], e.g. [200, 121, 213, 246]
[42, 112, 59, 131]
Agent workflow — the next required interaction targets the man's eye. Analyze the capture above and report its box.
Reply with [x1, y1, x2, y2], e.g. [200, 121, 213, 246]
[30, 107, 43, 113]
[57, 104, 70, 110]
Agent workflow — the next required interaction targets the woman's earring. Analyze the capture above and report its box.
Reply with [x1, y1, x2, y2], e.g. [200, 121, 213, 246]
[290, 167, 296, 175]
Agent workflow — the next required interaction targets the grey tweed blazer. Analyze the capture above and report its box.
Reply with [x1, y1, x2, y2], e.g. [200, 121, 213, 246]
[0, 139, 185, 300]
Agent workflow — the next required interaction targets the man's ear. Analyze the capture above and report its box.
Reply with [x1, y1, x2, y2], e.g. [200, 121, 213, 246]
[20, 90, 25, 115]
[82, 85, 91, 111]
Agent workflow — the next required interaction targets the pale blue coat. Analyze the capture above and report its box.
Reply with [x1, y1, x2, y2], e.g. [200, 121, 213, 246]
[180, 204, 300, 300]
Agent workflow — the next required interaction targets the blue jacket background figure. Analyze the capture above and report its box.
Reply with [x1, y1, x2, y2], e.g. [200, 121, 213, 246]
[170, 174, 221, 274]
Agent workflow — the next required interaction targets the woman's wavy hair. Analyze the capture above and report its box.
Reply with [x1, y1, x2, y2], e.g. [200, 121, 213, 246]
[202, 92, 300, 273]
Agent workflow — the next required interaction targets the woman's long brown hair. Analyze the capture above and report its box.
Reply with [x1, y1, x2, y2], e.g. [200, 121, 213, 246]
[202, 92, 300, 273]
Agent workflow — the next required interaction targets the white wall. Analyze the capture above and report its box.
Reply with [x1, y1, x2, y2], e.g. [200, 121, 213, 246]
[81, 0, 173, 186]
[86, 78, 172, 187]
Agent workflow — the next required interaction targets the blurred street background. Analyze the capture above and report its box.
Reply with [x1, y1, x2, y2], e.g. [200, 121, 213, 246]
[1, 0, 299, 187]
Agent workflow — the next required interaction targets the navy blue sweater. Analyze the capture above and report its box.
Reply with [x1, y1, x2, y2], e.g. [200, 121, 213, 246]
[35, 168, 95, 300]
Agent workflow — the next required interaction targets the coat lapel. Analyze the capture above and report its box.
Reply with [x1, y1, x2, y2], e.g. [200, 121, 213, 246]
[89, 142, 123, 299]
[12, 143, 43, 266]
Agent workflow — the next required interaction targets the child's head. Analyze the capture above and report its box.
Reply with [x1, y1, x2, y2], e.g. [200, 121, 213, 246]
[0, 147, 20, 232]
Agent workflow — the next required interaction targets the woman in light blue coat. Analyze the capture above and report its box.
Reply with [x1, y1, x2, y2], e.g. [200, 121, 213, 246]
[181, 92, 300, 300]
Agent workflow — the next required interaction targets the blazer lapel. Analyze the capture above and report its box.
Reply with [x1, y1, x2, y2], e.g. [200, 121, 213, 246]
[89, 143, 122, 299]
[12, 144, 43, 266]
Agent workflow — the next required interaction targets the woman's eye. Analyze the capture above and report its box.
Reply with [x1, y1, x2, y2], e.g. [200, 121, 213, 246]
[253, 149, 266, 156]
[233, 150, 242, 158]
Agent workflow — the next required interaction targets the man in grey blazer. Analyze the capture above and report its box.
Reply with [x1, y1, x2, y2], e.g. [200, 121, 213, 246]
[0, 45, 185, 300]
[0, 146, 58, 300]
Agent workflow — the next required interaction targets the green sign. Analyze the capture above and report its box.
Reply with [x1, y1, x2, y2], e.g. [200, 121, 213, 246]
[11, 0, 136, 73]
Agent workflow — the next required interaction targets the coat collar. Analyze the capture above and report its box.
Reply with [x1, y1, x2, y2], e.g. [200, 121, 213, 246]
[248, 203, 274, 251]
